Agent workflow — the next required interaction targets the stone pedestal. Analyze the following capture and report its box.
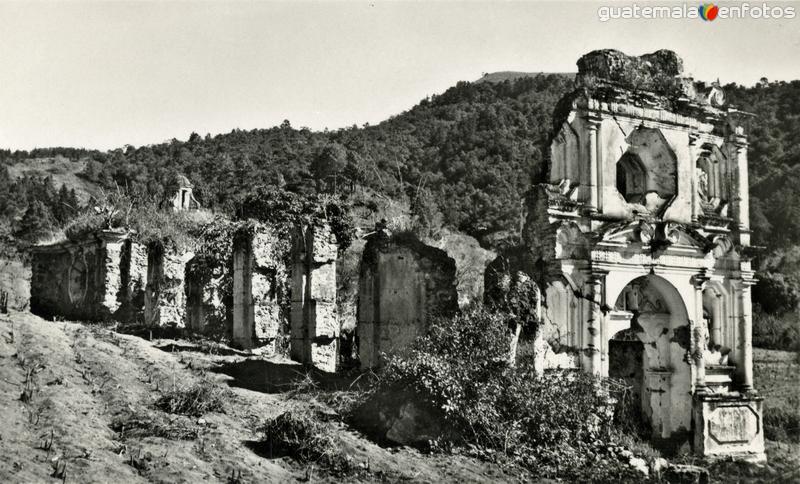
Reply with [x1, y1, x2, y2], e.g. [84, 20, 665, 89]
[693, 393, 765, 462]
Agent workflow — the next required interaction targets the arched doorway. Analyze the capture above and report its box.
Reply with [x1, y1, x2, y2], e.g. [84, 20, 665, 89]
[609, 274, 693, 447]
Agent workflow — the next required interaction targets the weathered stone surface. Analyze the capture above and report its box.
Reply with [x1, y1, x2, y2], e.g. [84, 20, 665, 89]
[693, 394, 765, 461]
[662, 464, 709, 484]
[30, 230, 145, 322]
[290, 223, 340, 372]
[232, 223, 288, 350]
[185, 255, 228, 333]
[577, 49, 685, 96]
[358, 230, 458, 369]
[144, 243, 193, 328]
[118, 240, 147, 322]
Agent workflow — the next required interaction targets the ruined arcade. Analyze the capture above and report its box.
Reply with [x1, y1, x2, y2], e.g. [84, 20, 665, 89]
[525, 49, 765, 460]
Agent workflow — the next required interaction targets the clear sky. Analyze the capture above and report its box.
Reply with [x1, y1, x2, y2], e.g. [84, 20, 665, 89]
[1, 1, 799, 151]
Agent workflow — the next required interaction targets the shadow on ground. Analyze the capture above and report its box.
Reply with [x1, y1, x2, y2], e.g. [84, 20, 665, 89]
[155, 342, 245, 357]
[210, 359, 370, 394]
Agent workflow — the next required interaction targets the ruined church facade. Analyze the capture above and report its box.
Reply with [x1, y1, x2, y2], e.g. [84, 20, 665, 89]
[525, 50, 764, 461]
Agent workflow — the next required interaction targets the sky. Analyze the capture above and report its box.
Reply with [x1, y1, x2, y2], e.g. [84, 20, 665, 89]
[1, 1, 799, 151]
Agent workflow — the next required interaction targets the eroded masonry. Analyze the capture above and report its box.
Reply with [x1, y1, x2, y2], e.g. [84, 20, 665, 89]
[510, 49, 765, 461]
[28, 48, 766, 462]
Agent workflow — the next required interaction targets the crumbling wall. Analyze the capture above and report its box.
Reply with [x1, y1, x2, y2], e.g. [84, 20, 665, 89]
[0, 257, 31, 312]
[30, 230, 143, 321]
[358, 231, 458, 369]
[185, 255, 229, 334]
[291, 224, 339, 372]
[117, 240, 147, 322]
[144, 243, 193, 328]
[231, 223, 290, 350]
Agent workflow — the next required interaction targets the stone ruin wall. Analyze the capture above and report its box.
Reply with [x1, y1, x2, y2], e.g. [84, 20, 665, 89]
[483, 247, 581, 373]
[357, 231, 458, 369]
[184, 254, 230, 334]
[230, 221, 340, 371]
[29, 222, 466, 376]
[232, 223, 289, 352]
[30, 231, 146, 322]
[290, 225, 339, 371]
[290, 224, 339, 372]
[144, 243, 194, 328]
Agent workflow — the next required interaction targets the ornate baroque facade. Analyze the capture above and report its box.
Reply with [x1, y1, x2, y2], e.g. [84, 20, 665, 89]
[525, 50, 765, 461]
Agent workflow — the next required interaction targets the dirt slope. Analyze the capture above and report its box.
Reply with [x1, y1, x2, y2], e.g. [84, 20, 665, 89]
[0, 312, 520, 484]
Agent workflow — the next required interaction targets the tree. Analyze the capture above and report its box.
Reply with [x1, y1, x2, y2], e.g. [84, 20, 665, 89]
[311, 143, 348, 193]
[15, 201, 54, 243]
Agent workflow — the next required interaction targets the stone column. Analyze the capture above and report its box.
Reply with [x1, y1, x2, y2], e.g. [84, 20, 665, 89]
[738, 278, 756, 393]
[98, 230, 129, 316]
[689, 132, 700, 223]
[231, 232, 253, 348]
[306, 224, 339, 372]
[586, 115, 602, 214]
[711, 292, 723, 347]
[691, 275, 709, 394]
[730, 128, 750, 246]
[290, 224, 339, 372]
[586, 272, 605, 376]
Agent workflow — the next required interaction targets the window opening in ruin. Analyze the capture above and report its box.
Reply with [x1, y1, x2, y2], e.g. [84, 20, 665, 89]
[616, 153, 646, 203]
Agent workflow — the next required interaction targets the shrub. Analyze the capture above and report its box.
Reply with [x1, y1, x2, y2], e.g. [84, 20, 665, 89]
[363, 305, 635, 478]
[753, 310, 800, 351]
[753, 272, 800, 315]
[257, 410, 352, 474]
[155, 378, 229, 416]
[112, 412, 199, 440]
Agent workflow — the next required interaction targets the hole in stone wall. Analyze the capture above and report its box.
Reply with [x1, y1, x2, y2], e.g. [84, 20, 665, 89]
[616, 153, 647, 203]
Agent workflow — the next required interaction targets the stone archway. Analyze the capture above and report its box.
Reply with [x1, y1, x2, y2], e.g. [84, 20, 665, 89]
[609, 274, 693, 447]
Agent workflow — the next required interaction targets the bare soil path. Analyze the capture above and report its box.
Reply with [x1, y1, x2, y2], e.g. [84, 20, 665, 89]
[0, 312, 521, 483]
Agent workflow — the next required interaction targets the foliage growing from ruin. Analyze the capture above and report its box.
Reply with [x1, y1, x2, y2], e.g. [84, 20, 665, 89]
[364, 305, 641, 479]
[62, 187, 210, 252]
[238, 186, 355, 253]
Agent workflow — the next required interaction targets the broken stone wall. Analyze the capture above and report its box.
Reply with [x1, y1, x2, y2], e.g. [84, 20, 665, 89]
[231, 223, 289, 351]
[290, 224, 339, 372]
[185, 254, 230, 335]
[483, 247, 581, 372]
[117, 240, 147, 322]
[144, 242, 193, 328]
[358, 231, 458, 369]
[30, 230, 143, 321]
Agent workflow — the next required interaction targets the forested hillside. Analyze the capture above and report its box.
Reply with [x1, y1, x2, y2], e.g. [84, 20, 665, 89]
[1, 74, 799, 343]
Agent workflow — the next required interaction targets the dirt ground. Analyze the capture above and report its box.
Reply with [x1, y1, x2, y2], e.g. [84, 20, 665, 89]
[0, 312, 523, 484]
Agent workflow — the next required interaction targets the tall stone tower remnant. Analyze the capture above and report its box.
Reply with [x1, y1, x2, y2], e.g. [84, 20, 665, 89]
[522, 49, 764, 461]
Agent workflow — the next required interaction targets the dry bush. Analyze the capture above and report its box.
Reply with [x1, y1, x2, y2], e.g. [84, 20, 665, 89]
[257, 410, 353, 474]
[112, 413, 199, 440]
[155, 378, 229, 417]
